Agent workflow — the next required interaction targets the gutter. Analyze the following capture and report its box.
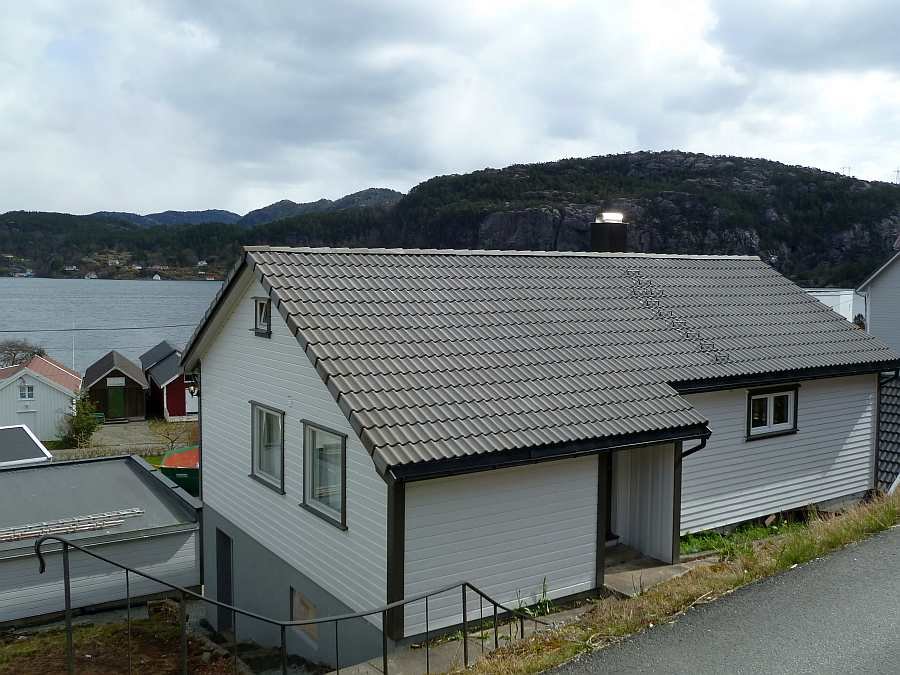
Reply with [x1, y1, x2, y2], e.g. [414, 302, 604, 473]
[681, 436, 707, 459]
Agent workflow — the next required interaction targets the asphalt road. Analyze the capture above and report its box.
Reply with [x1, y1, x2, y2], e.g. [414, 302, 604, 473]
[554, 526, 900, 675]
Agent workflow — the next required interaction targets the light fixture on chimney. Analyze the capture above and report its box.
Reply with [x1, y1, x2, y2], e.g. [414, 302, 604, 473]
[598, 211, 625, 224]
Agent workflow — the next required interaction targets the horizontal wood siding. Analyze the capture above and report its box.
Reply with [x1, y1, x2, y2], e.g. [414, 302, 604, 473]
[0, 375, 74, 441]
[866, 261, 900, 352]
[0, 532, 198, 623]
[682, 375, 876, 533]
[199, 272, 388, 625]
[403, 456, 597, 636]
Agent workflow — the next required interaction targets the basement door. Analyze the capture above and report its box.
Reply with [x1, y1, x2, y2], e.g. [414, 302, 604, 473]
[402, 455, 598, 637]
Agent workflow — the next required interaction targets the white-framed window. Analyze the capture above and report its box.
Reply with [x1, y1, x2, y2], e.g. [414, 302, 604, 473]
[747, 386, 797, 439]
[302, 421, 347, 529]
[250, 401, 284, 492]
[290, 587, 318, 642]
[254, 297, 271, 337]
[18, 384, 34, 400]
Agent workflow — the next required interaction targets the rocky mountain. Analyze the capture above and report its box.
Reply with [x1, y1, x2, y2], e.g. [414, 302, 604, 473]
[5, 152, 900, 285]
[238, 188, 404, 227]
[92, 209, 241, 227]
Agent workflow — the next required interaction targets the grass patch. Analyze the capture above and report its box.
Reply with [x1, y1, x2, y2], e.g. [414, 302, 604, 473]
[680, 516, 806, 556]
[0, 615, 232, 674]
[143, 453, 165, 467]
[459, 492, 900, 675]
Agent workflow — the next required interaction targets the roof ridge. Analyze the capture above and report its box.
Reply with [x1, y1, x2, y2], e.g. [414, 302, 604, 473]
[244, 245, 762, 261]
[32, 355, 82, 381]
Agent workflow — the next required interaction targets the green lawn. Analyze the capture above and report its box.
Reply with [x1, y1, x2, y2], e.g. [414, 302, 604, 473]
[680, 517, 807, 555]
[143, 453, 165, 467]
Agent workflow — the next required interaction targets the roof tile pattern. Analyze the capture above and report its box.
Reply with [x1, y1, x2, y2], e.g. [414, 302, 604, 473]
[241, 248, 899, 469]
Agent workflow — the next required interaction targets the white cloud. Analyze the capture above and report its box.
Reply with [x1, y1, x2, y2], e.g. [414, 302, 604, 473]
[1, 0, 898, 215]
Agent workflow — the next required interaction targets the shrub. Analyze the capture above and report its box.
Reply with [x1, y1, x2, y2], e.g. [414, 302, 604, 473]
[60, 394, 101, 448]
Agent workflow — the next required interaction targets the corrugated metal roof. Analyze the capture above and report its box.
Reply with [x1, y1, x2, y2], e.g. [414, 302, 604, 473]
[212, 247, 900, 470]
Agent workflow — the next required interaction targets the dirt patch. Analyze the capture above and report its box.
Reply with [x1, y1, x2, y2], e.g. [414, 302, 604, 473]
[0, 616, 232, 674]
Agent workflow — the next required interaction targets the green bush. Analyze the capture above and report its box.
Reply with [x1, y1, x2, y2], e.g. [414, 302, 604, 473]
[60, 394, 102, 448]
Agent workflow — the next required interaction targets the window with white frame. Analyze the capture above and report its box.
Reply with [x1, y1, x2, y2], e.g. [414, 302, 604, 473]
[747, 387, 797, 438]
[302, 421, 346, 528]
[18, 383, 34, 400]
[251, 402, 284, 491]
[254, 298, 271, 337]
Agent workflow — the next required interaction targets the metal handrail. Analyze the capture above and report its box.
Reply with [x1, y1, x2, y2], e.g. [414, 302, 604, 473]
[34, 534, 550, 674]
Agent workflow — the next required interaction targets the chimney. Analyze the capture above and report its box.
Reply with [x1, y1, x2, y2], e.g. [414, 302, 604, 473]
[591, 212, 627, 252]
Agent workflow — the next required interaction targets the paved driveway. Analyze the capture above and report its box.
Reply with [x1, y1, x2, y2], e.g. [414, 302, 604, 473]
[554, 526, 900, 675]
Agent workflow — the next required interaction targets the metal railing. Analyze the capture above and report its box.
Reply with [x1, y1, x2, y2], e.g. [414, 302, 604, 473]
[34, 535, 550, 674]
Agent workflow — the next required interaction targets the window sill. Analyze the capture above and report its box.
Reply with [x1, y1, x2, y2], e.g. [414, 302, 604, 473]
[745, 427, 798, 442]
[253, 329, 272, 338]
[248, 472, 285, 494]
[299, 502, 347, 531]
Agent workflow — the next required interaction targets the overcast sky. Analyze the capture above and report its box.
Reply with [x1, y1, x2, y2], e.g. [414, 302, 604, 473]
[3, 0, 899, 215]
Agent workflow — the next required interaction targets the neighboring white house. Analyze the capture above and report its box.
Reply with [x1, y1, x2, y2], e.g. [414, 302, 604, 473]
[181, 244, 899, 669]
[0, 356, 81, 441]
[0, 455, 200, 625]
[804, 288, 866, 325]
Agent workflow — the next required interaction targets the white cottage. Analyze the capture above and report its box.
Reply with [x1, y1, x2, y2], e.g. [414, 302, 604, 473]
[182, 244, 898, 668]
[0, 355, 81, 441]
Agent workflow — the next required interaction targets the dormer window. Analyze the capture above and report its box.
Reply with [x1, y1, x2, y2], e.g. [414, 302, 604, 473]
[254, 298, 271, 338]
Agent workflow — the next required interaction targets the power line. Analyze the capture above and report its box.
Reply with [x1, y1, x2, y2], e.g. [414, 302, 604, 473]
[0, 323, 197, 334]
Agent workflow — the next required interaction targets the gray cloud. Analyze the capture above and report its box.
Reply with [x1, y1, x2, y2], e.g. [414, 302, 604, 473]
[1, 1, 900, 215]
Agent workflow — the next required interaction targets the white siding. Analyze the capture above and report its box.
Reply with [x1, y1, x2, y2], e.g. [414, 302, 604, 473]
[0, 532, 198, 623]
[611, 444, 676, 563]
[682, 375, 876, 533]
[0, 375, 73, 441]
[804, 289, 864, 324]
[403, 456, 597, 636]
[200, 272, 388, 624]
[865, 261, 900, 351]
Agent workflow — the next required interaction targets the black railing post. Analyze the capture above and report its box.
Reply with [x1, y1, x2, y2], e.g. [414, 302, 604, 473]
[462, 584, 469, 668]
[179, 590, 188, 675]
[63, 542, 74, 675]
[480, 595, 484, 655]
[519, 615, 524, 639]
[334, 620, 340, 674]
[382, 610, 389, 675]
[281, 624, 288, 675]
[425, 596, 430, 674]
[493, 604, 498, 649]
[125, 569, 132, 675]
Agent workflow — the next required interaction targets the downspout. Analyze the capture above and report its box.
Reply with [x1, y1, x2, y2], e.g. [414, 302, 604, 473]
[680, 435, 708, 459]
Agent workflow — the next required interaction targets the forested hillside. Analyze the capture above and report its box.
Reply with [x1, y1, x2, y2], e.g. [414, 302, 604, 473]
[3, 151, 899, 285]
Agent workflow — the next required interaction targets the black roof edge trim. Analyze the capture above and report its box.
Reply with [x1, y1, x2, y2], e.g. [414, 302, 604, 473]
[181, 252, 250, 371]
[388, 423, 711, 483]
[671, 360, 900, 394]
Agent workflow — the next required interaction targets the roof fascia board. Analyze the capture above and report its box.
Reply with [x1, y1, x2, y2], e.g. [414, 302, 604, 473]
[83, 365, 147, 391]
[671, 360, 900, 394]
[0, 367, 78, 397]
[857, 250, 900, 292]
[388, 423, 711, 483]
[182, 254, 250, 371]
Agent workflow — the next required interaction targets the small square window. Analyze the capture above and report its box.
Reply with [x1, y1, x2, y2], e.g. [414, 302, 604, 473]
[302, 421, 347, 529]
[18, 384, 34, 400]
[254, 298, 271, 337]
[290, 587, 318, 641]
[250, 402, 284, 492]
[747, 387, 797, 439]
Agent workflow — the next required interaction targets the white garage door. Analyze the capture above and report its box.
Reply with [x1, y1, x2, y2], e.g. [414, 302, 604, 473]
[403, 456, 598, 636]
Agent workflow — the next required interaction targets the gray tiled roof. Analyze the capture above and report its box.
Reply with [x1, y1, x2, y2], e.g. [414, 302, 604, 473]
[84, 350, 148, 390]
[877, 379, 900, 491]
[205, 247, 900, 471]
[140, 340, 178, 371]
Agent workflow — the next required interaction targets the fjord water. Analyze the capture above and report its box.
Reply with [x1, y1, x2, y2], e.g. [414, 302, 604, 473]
[0, 278, 221, 373]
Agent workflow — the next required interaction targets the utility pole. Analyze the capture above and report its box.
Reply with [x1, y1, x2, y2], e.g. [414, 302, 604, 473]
[893, 168, 900, 184]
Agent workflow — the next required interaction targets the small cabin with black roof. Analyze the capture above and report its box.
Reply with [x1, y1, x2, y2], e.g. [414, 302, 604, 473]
[83, 351, 147, 422]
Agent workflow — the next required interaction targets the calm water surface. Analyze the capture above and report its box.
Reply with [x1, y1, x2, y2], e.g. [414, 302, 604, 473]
[0, 278, 221, 373]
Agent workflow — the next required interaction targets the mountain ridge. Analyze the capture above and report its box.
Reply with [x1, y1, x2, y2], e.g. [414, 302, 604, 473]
[3, 151, 899, 285]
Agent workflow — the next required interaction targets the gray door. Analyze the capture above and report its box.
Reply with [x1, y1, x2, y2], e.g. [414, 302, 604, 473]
[216, 529, 233, 633]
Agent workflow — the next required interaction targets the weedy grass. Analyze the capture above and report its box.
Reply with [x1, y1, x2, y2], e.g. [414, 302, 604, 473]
[457, 491, 900, 675]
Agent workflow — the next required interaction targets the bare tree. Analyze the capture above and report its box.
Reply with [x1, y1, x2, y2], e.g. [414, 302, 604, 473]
[0, 339, 46, 367]
[149, 419, 195, 453]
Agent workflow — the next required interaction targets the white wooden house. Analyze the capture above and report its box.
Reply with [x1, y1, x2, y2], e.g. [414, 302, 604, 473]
[182, 244, 898, 668]
[0, 356, 81, 441]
